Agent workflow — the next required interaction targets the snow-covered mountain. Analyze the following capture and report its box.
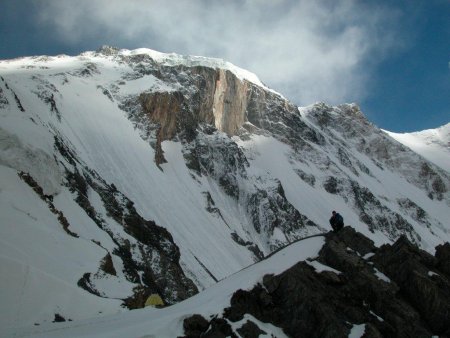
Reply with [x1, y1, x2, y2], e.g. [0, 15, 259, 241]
[385, 123, 450, 173]
[0, 46, 449, 333]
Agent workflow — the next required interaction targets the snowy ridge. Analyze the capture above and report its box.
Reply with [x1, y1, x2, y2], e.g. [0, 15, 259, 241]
[119, 48, 270, 89]
[385, 123, 450, 173]
[0, 46, 277, 96]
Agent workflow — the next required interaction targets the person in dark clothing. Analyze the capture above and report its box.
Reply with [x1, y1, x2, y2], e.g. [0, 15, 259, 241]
[329, 210, 344, 232]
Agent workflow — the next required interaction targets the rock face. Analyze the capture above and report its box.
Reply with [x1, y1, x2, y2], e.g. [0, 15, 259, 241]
[138, 65, 252, 138]
[212, 68, 249, 136]
[137, 66, 251, 144]
[183, 227, 450, 338]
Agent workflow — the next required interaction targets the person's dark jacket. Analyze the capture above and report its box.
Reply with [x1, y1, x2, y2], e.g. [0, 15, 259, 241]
[329, 213, 344, 232]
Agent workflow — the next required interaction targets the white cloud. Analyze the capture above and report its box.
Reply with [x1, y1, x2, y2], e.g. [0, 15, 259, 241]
[36, 0, 403, 105]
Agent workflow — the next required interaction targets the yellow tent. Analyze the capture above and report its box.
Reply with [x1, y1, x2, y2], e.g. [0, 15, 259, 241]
[145, 294, 164, 308]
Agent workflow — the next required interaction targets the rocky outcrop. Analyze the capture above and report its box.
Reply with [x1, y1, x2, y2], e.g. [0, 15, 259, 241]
[372, 236, 450, 334]
[140, 91, 184, 141]
[435, 242, 450, 277]
[140, 90, 186, 165]
[183, 227, 450, 337]
[246, 180, 318, 249]
[138, 66, 250, 140]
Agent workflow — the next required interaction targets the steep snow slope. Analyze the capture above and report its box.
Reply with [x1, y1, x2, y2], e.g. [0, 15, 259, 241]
[1, 235, 325, 338]
[0, 166, 124, 328]
[385, 123, 450, 172]
[0, 47, 449, 330]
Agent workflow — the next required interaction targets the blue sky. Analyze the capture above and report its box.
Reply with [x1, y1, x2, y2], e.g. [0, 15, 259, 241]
[0, 0, 448, 132]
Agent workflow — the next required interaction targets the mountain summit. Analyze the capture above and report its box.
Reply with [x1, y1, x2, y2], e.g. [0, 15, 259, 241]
[0, 47, 449, 332]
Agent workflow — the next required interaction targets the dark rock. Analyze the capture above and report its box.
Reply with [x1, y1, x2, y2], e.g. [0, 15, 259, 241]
[329, 226, 376, 256]
[319, 232, 367, 273]
[13, 91, 25, 111]
[435, 242, 450, 278]
[0, 87, 9, 108]
[100, 253, 117, 276]
[44, 93, 60, 121]
[324, 178, 419, 243]
[420, 163, 447, 200]
[318, 270, 343, 285]
[363, 323, 384, 338]
[247, 244, 265, 261]
[224, 263, 351, 338]
[181, 314, 245, 337]
[247, 182, 317, 246]
[96, 45, 120, 55]
[294, 169, 316, 187]
[53, 313, 66, 322]
[122, 285, 151, 310]
[205, 317, 236, 338]
[231, 232, 251, 246]
[236, 320, 266, 338]
[323, 176, 341, 194]
[231, 233, 264, 261]
[372, 236, 450, 335]
[183, 314, 210, 338]
[77, 273, 102, 297]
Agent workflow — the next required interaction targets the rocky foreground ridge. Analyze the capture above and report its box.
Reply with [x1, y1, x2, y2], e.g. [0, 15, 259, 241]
[183, 227, 450, 338]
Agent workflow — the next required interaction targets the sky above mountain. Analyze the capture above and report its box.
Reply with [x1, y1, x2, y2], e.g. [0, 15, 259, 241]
[0, 0, 448, 132]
